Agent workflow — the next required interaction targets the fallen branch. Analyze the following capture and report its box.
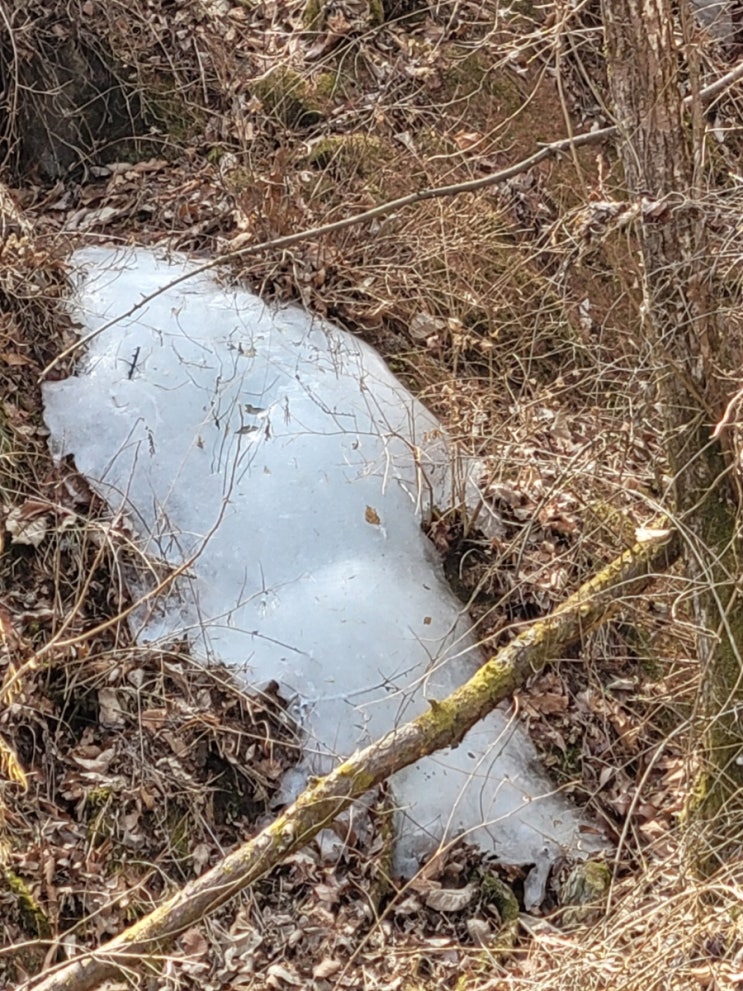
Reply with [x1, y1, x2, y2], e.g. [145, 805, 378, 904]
[24, 526, 680, 991]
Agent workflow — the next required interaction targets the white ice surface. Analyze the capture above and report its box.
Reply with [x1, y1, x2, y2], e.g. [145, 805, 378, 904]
[42, 247, 602, 906]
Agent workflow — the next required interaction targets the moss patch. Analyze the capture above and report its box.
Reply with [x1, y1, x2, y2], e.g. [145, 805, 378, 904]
[141, 76, 207, 144]
[3, 870, 51, 939]
[252, 67, 329, 129]
[446, 51, 526, 120]
[303, 0, 384, 29]
[305, 133, 389, 178]
[559, 860, 611, 926]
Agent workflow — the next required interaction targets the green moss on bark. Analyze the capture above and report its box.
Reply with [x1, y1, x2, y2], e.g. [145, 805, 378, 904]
[3, 869, 51, 938]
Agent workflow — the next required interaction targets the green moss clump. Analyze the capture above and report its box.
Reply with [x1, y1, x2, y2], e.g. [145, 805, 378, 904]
[509, 0, 536, 16]
[207, 145, 226, 164]
[302, 0, 324, 28]
[446, 52, 524, 119]
[585, 499, 637, 549]
[480, 872, 519, 923]
[140, 77, 205, 143]
[557, 743, 583, 780]
[165, 807, 193, 862]
[559, 860, 611, 925]
[309, 65, 363, 105]
[86, 786, 118, 847]
[381, 0, 428, 24]
[303, 0, 384, 28]
[3, 869, 51, 938]
[305, 133, 388, 178]
[468, 872, 520, 962]
[368, 0, 385, 24]
[313, 72, 338, 100]
[253, 67, 326, 129]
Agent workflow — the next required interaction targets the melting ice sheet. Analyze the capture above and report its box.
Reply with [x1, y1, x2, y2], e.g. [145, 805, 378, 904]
[43, 247, 601, 906]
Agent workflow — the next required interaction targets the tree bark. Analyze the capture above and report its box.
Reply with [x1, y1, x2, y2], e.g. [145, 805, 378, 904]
[603, 0, 743, 869]
[22, 529, 678, 991]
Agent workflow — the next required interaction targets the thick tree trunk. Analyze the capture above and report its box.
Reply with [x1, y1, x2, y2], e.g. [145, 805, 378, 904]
[22, 530, 677, 991]
[603, 0, 743, 868]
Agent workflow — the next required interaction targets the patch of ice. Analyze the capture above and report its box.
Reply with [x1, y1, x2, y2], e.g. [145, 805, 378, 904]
[42, 247, 603, 907]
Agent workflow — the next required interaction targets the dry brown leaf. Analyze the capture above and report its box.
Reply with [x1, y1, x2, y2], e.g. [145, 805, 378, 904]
[267, 963, 303, 986]
[423, 883, 476, 912]
[410, 311, 446, 340]
[98, 688, 126, 729]
[180, 926, 209, 957]
[0, 350, 33, 367]
[5, 504, 49, 547]
[532, 692, 568, 715]
[140, 707, 168, 732]
[313, 957, 342, 979]
[365, 505, 381, 525]
[192, 842, 212, 875]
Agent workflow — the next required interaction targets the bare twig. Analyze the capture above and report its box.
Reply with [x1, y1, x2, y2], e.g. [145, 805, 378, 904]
[687, 56, 743, 107]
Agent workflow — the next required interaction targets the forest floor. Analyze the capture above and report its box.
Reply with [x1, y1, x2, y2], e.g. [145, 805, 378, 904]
[1, 0, 742, 988]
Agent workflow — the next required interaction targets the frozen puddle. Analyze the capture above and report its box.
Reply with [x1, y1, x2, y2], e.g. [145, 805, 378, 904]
[43, 247, 601, 906]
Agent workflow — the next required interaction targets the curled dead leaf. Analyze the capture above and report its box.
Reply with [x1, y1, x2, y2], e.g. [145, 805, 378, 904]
[98, 688, 126, 729]
[267, 963, 303, 986]
[179, 926, 209, 957]
[5, 504, 49, 547]
[313, 958, 342, 979]
[424, 883, 476, 913]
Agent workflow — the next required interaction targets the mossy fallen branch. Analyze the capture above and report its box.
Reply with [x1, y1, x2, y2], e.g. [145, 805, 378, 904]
[23, 526, 680, 991]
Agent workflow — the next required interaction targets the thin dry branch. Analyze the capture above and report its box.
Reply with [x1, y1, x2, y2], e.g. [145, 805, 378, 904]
[41, 126, 618, 377]
[686, 56, 743, 107]
[23, 526, 680, 991]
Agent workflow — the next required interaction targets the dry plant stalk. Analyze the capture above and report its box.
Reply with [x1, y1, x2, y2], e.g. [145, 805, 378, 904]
[23, 526, 679, 991]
